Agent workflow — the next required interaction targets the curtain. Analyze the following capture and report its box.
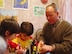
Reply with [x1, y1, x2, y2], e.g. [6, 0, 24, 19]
[58, 0, 72, 24]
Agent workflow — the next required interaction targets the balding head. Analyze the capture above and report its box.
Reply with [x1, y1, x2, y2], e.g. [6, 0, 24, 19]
[46, 3, 57, 12]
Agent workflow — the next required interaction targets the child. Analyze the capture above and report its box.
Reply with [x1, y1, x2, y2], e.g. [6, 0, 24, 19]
[0, 18, 20, 54]
[12, 22, 34, 54]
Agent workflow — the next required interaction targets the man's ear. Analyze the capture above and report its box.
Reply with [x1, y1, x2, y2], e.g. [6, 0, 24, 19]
[5, 31, 10, 36]
[57, 12, 59, 15]
[57, 12, 60, 18]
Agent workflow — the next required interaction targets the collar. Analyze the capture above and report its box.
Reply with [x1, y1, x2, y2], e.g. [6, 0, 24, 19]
[52, 20, 60, 27]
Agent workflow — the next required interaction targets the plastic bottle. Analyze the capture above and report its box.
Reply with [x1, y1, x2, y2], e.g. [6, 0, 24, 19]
[31, 39, 38, 54]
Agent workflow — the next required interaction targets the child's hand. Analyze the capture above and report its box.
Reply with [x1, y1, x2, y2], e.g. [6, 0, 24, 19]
[15, 46, 27, 54]
[16, 45, 22, 50]
[16, 50, 23, 54]
[15, 46, 24, 54]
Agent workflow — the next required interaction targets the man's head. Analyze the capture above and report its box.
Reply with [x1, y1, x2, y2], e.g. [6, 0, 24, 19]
[0, 18, 20, 40]
[46, 3, 59, 24]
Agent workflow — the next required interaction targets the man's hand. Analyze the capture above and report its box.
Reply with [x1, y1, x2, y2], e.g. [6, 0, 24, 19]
[40, 44, 54, 53]
[38, 40, 44, 47]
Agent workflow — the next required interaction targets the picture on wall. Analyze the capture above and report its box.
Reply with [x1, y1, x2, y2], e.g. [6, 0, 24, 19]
[0, 9, 18, 22]
[0, 0, 4, 8]
[12, 0, 29, 9]
[34, 6, 45, 16]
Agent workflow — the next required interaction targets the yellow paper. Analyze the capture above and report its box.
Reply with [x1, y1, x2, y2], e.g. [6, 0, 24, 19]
[0, 0, 3, 7]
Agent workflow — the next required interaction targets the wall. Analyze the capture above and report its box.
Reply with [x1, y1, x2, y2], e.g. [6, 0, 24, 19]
[0, 0, 58, 37]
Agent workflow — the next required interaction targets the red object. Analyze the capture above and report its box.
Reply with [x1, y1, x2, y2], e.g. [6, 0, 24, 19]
[7, 40, 18, 48]
[41, 0, 48, 4]
[30, 36, 33, 39]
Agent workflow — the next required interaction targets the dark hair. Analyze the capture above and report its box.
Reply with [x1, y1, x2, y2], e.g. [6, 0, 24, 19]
[0, 24, 2, 36]
[21, 22, 34, 36]
[46, 3, 57, 12]
[0, 18, 20, 37]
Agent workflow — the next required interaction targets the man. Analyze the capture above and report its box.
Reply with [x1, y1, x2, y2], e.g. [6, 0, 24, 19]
[38, 3, 72, 54]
